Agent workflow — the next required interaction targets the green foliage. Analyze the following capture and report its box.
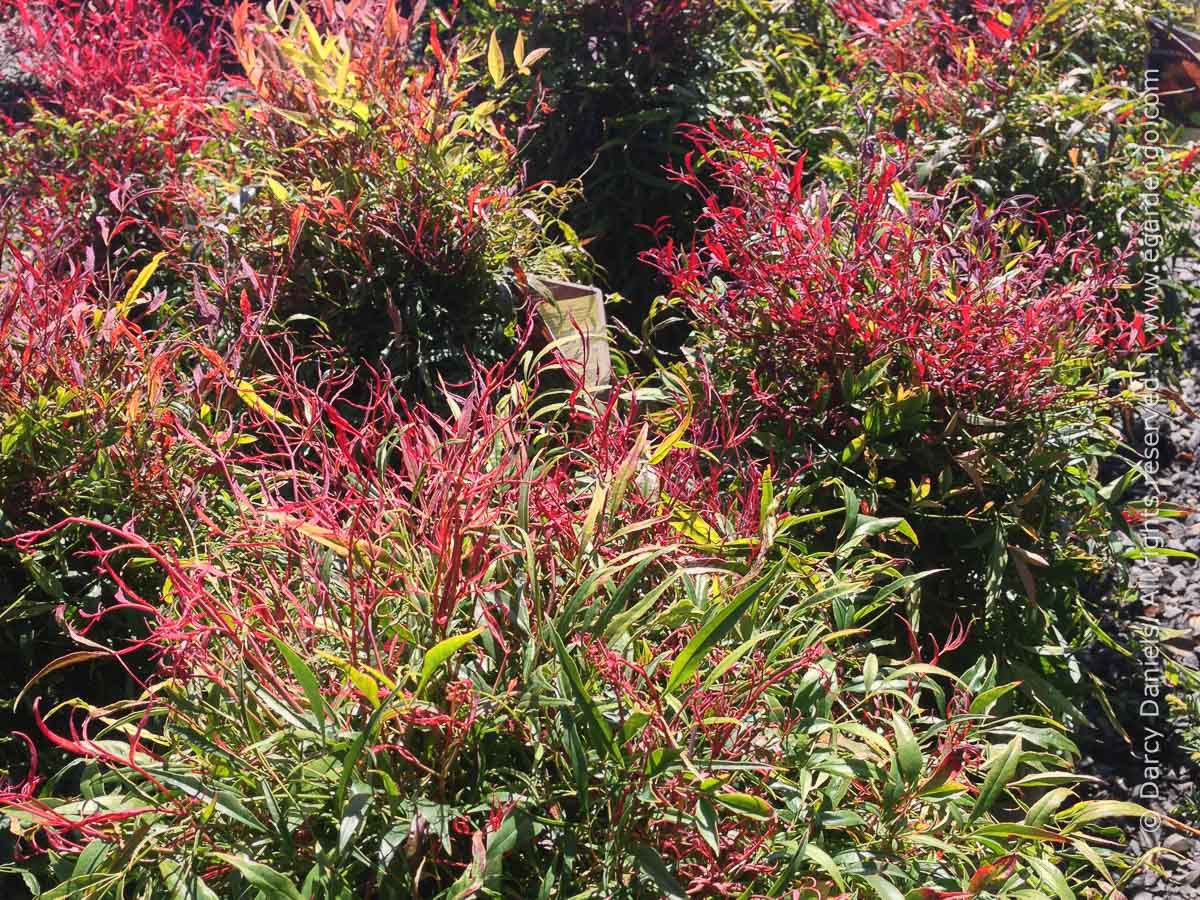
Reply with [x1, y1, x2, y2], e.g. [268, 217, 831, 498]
[185, 0, 588, 394]
[1, 376, 1150, 897]
[0, 262, 193, 779]
[2, 0, 1198, 894]
[457, 0, 755, 313]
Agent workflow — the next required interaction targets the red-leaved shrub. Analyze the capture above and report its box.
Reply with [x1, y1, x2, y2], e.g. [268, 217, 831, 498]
[0, 352, 784, 886]
[644, 124, 1146, 435]
[831, 0, 1042, 127]
[0, 231, 230, 786]
[643, 124, 1157, 700]
[181, 0, 583, 383]
[1, 346, 1125, 894]
[10, 0, 218, 114]
[2, 0, 219, 280]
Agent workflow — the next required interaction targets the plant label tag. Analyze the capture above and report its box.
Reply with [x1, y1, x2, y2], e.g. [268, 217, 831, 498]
[533, 279, 612, 391]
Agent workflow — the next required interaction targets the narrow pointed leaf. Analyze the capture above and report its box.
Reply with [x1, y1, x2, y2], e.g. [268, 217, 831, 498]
[666, 570, 775, 695]
[417, 629, 482, 697]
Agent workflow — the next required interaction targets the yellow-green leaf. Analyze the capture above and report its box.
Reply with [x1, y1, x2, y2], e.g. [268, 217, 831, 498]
[513, 30, 526, 68]
[803, 843, 846, 891]
[487, 29, 505, 87]
[648, 399, 692, 465]
[265, 176, 290, 203]
[665, 570, 774, 694]
[892, 713, 923, 785]
[117, 251, 168, 318]
[970, 736, 1022, 822]
[213, 855, 302, 900]
[714, 792, 773, 820]
[665, 502, 722, 546]
[15, 651, 109, 709]
[1057, 799, 1149, 830]
[236, 380, 298, 426]
[347, 666, 381, 709]
[417, 629, 482, 697]
[1024, 855, 1074, 900]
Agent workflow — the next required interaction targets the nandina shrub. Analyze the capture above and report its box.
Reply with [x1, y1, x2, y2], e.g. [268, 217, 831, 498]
[645, 126, 1144, 426]
[1, 0, 220, 269]
[0, 242, 233, 790]
[829, 0, 1199, 316]
[701, 0, 855, 152]
[645, 125, 1153, 712]
[832, 0, 1039, 131]
[2, 0, 588, 396]
[0, 107, 209, 287]
[9, 0, 218, 114]
[0, 220, 292, 812]
[0, 360, 1148, 896]
[183, 0, 586, 396]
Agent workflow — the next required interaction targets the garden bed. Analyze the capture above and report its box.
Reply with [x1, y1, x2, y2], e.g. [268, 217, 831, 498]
[1, 0, 1199, 896]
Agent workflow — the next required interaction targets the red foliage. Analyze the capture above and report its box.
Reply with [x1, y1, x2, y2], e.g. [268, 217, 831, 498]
[2, 0, 219, 276]
[0, 728, 155, 857]
[3, 0, 557, 378]
[10, 0, 218, 114]
[832, 0, 1043, 124]
[1, 349, 775, 864]
[643, 124, 1145, 435]
[0, 249, 191, 526]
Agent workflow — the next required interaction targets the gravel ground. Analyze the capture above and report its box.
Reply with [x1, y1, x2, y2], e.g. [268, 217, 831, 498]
[0, 16, 34, 123]
[1125, 265, 1200, 898]
[1073, 252, 1200, 898]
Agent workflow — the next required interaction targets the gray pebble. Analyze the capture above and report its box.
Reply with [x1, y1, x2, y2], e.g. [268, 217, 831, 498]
[1164, 833, 1193, 855]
